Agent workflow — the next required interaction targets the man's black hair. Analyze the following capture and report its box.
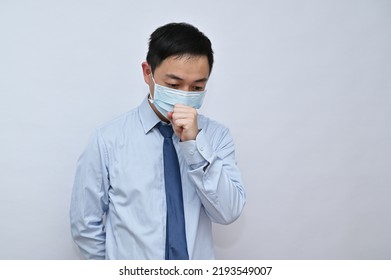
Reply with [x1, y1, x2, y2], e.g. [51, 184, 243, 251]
[146, 22, 214, 74]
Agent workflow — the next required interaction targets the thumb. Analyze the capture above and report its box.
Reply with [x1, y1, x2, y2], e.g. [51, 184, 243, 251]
[167, 111, 173, 121]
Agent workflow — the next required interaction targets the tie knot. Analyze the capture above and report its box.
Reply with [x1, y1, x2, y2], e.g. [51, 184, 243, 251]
[157, 122, 174, 138]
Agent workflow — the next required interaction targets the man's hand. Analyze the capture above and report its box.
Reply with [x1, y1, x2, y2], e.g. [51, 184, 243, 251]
[167, 104, 199, 142]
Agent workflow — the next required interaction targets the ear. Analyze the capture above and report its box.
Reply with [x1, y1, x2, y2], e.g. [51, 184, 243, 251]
[141, 62, 152, 85]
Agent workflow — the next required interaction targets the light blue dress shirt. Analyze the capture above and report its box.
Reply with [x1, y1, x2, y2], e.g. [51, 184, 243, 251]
[70, 96, 246, 259]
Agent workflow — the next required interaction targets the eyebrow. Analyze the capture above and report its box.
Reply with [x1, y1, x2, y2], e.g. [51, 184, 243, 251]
[165, 74, 208, 83]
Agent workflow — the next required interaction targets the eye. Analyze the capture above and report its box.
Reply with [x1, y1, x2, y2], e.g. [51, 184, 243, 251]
[193, 86, 205, 91]
[166, 83, 179, 88]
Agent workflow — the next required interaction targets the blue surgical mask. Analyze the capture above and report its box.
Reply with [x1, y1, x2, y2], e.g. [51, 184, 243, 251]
[149, 74, 207, 118]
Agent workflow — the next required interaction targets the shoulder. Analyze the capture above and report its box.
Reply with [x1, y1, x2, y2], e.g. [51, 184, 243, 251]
[95, 107, 139, 140]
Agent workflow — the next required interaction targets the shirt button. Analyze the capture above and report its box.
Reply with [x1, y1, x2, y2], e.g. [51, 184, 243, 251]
[190, 150, 195, 155]
[200, 146, 204, 151]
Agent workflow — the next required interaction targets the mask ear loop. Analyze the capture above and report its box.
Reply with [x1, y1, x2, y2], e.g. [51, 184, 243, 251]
[148, 68, 155, 102]
[151, 75, 156, 83]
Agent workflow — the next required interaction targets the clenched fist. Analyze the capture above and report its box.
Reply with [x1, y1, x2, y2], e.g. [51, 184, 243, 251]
[167, 104, 199, 142]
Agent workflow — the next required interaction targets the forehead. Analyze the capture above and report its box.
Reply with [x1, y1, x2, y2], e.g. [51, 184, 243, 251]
[154, 55, 210, 80]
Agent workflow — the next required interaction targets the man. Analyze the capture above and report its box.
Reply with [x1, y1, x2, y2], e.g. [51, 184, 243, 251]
[70, 22, 246, 260]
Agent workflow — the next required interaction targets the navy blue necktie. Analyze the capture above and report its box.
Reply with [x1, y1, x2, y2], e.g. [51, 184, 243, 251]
[157, 123, 189, 260]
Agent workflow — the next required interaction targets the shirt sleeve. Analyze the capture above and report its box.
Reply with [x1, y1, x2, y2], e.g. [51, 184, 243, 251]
[179, 127, 246, 225]
[70, 129, 109, 259]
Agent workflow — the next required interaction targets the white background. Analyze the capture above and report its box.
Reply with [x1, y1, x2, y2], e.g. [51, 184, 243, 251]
[0, 0, 390, 259]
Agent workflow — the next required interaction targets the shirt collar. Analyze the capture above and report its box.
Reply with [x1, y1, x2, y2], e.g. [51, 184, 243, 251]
[139, 95, 162, 134]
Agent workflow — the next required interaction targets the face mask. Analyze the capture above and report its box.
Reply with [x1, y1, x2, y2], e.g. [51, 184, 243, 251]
[149, 74, 207, 118]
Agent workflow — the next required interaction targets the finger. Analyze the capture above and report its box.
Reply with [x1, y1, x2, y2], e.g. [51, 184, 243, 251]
[173, 104, 195, 112]
[172, 107, 197, 118]
[172, 111, 195, 121]
[173, 103, 189, 109]
[172, 117, 193, 128]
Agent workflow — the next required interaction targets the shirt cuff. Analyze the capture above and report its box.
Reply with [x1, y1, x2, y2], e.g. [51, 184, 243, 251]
[179, 129, 214, 167]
